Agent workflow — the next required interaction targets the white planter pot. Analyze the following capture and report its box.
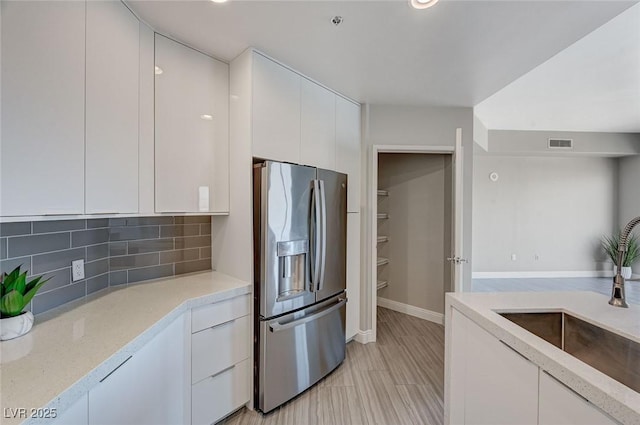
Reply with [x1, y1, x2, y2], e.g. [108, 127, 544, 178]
[613, 266, 633, 279]
[0, 311, 34, 341]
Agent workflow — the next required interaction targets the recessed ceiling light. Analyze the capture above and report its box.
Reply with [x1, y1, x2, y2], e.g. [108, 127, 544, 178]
[200, 114, 214, 121]
[210, 0, 228, 3]
[409, 0, 439, 10]
[154, 66, 163, 75]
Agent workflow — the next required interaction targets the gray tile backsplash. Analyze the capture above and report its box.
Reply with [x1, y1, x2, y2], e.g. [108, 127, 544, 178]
[0, 216, 212, 316]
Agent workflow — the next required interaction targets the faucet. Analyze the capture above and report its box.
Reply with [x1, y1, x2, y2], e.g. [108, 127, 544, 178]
[609, 216, 640, 308]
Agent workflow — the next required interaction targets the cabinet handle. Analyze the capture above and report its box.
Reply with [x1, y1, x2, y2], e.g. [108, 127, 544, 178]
[193, 318, 235, 335]
[542, 371, 590, 403]
[209, 364, 235, 380]
[99, 355, 132, 382]
[499, 340, 530, 362]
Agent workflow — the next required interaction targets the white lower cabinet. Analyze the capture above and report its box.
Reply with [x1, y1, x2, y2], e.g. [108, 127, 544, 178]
[345, 213, 361, 341]
[539, 371, 619, 425]
[51, 394, 88, 425]
[192, 358, 251, 425]
[88, 314, 188, 425]
[191, 294, 251, 425]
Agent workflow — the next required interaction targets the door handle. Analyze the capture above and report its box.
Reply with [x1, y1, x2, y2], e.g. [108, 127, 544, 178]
[318, 179, 327, 292]
[269, 298, 347, 333]
[447, 256, 468, 264]
[310, 180, 322, 291]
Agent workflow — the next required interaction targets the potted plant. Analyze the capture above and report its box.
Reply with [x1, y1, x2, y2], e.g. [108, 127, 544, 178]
[602, 232, 640, 279]
[1, 266, 49, 341]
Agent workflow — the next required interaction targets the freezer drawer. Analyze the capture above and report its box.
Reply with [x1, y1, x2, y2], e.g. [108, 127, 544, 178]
[257, 295, 346, 413]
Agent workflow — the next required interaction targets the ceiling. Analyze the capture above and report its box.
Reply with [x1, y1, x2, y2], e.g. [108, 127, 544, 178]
[127, 0, 636, 108]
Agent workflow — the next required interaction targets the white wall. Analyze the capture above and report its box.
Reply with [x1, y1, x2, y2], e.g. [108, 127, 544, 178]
[472, 156, 617, 275]
[618, 154, 640, 272]
[362, 105, 473, 330]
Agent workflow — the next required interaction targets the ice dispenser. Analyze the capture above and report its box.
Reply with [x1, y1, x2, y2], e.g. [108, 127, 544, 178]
[276, 240, 308, 300]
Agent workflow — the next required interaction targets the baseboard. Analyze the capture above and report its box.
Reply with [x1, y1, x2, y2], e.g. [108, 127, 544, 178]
[472, 271, 614, 279]
[377, 297, 444, 325]
[354, 329, 375, 344]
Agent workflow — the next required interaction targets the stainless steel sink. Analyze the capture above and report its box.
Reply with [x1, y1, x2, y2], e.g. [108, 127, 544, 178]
[499, 312, 640, 393]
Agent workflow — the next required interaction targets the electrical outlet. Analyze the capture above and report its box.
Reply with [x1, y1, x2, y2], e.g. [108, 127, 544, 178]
[511, 254, 517, 261]
[72, 259, 85, 282]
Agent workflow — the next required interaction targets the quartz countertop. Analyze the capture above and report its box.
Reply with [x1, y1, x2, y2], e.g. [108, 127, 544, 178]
[446, 291, 640, 424]
[0, 271, 251, 425]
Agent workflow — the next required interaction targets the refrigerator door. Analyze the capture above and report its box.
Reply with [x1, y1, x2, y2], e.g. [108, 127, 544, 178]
[314, 169, 347, 302]
[258, 294, 347, 413]
[255, 161, 317, 318]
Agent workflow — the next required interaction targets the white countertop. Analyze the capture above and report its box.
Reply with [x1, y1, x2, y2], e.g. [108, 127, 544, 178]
[0, 271, 251, 425]
[446, 291, 640, 424]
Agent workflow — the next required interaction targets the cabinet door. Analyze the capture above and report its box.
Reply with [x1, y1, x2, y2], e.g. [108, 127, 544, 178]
[346, 213, 360, 341]
[300, 79, 336, 170]
[539, 371, 619, 425]
[88, 315, 188, 425]
[252, 53, 301, 164]
[85, 0, 139, 214]
[155, 34, 229, 213]
[456, 309, 539, 425]
[1, 1, 85, 216]
[335, 96, 361, 213]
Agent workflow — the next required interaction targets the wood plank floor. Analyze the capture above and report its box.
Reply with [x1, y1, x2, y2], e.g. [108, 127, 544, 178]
[220, 307, 444, 425]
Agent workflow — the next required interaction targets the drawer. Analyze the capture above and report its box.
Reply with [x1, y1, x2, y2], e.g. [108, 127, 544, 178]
[191, 294, 250, 333]
[192, 358, 250, 425]
[192, 315, 250, 384]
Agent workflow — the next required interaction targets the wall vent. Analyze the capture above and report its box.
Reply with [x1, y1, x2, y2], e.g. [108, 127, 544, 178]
[548, 138, 573, 149]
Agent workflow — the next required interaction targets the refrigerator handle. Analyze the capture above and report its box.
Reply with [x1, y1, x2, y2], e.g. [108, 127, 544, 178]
[318, 179, 327, 291]
[269, 297, 347, 333]
[310, 179, 322, 290]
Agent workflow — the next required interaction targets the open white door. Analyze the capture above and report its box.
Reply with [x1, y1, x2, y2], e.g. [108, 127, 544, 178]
[449, 128, 467, 293]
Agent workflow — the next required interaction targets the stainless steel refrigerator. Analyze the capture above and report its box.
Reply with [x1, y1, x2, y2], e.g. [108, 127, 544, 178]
[253, 160, 347, 413]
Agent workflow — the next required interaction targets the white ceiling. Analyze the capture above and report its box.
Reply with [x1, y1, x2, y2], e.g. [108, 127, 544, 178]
[475, 2, 640, 133]
[127, 0, 636, 108]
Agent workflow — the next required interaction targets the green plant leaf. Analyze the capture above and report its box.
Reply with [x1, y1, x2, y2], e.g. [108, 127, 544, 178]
[22, 277, 50, 306]
[25, 275, 43, 293]
[3, 271, 26, 293]
[1, 290, 25, 317]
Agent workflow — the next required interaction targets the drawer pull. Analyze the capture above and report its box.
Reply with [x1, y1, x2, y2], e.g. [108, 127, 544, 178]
[210, 364, 235, 380]
[193, 317, 235, 335]
[100, 355, 132, 382]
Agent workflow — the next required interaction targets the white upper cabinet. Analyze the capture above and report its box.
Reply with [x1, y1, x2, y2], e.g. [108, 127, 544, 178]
[300, 78, 336, 170]
[335, 96, 361, 213]
[85, 0, 139, 214]
[1, 1, 85, 216]
[252, 53, 301, 164]
[155, 34, 229, 213]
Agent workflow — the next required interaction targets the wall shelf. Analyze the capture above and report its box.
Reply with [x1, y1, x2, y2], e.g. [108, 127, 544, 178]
[377, 257, 389, 266]
[377, 190, 389, 197]
[377, 213, 389, 220]
[377, 280, 388, 290]
[377, 236, 388, 243]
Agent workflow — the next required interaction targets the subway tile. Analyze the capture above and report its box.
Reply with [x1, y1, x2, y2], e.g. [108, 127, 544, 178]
[200, 247, 212, 259]
[160, 249, 200, 264]
[174, 236, 211, 249]
[33, 219, 85, 234]
[87, 273, 109, 294]
[160, 224, 200, 238]
[128, 238, 174, 254]
[109, 226, 159, 241]
[109, 242, 128, 257]
[0, 257, 31, 276]
[87, 218, 109, 229]
[85, 259, 108, 278]
[8, 232, 70, 257]
[174, 216, 211, 225]
[36, 268, 72, 293]
[110, 253, 159, 271]
[110, 217, 173, 227]
[32, 281, 86, 315]
[108, 218, 127, 227]
[87, 243, 109, 261]
[128, 264, 174, 284]
[175, 259, 211, 275]
[200, 224, 211, 235]
[0, 238, 6, 260]
[109, 271, 128, 286]
[72, 228, 109, 247]
[0, 222, 31, 237]
[32, 248, 85, 275]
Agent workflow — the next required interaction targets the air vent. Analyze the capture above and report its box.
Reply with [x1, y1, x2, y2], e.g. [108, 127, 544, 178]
[548, 138, 573, 149]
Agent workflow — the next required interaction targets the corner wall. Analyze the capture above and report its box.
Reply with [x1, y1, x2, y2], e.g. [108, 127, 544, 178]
[619, 154, 640, 272]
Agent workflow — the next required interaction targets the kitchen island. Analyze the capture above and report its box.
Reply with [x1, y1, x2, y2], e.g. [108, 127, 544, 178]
[0, 271, 251, 425]
[445, 291, 640, 425]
